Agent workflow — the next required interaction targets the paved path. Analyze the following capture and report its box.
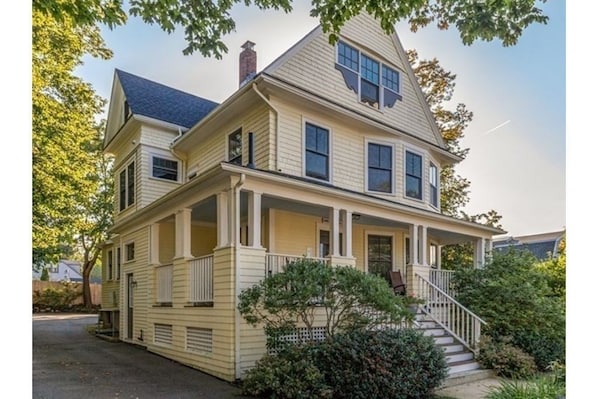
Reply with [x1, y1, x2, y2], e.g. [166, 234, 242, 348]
[33, 314, 248, 399]
[435, 377, 504, 399]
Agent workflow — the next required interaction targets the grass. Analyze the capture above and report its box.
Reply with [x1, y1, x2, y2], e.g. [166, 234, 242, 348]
[484, 374, 565, 399]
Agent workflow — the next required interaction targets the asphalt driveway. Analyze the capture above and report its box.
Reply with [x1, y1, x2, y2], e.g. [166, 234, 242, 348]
[33, 314, 248, 399]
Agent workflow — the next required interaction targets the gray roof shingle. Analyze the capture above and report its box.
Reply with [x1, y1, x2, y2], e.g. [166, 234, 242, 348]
[116, 69, 219, 129]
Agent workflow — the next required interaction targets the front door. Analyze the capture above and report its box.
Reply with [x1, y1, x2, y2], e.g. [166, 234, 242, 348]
[127, 273, 134, 340]
[367, 235, 393, 283]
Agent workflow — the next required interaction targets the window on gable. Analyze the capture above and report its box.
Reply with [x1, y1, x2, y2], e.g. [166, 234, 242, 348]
[119, 160, 135, 212]
[228, 129, 242, 165]
[405, 151, 422, 200]
[335, 41, 402, 109]
[368, 143, 393, 193]
[305, 122, 329, 181]
[152, 156, 178, 181]
[429, 163, 439, 208]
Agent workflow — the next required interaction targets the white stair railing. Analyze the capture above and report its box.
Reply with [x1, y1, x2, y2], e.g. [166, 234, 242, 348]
[414, 272, 486, 353]
[429, 269, 455, 297]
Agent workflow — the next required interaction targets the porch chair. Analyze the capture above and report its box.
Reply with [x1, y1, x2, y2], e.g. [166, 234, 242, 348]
[388, 270, 406, 296]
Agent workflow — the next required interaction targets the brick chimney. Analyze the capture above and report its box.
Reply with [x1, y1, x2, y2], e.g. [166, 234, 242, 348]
[239, 40, 256, 87]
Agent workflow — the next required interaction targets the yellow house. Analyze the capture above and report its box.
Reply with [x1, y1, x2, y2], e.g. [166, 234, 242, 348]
[100, 13, 504, 382]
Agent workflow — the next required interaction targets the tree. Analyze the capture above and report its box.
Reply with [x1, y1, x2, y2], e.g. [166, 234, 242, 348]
[32, 8, 114, 307]
[408, 50, 503, 268]
[34, 0, 549, 59]
[40, 268, 50, 281]
[536, 235, 566, 299]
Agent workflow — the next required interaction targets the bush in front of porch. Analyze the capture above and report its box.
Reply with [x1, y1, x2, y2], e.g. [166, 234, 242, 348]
[452, 250, 565, 372]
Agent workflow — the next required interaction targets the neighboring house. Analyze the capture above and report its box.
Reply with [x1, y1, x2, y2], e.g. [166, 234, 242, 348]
[100, 13, 504, 382]
[32, 260, 84, 282]
[493, 230, 565, 261]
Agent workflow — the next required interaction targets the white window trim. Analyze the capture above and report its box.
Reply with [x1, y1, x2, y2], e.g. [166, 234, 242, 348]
[364, 138, 396, 196]
[428, 160, 440, 211]
[403, 145, 426, 203]
[124, 241, 135, 263]
[335, 41, 403, 110]
[225, 126, 243, 165]
[364, 231, 396, 274]
[117, 157, 136, 213]
[148, 152, 181, 183]
[302, 116, 333, 184]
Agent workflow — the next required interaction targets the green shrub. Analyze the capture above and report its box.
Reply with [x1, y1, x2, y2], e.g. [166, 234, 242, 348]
[241, 344, 329, 399]
[485, 375, 565, 399]
[477, 336, 537, 379]
[453, 250, 565, 369]
[33, 282, 81, 311]
[315, 329, 448, 399]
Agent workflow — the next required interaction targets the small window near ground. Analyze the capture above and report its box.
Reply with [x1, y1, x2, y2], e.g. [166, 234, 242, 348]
[152, 156, 178, 181]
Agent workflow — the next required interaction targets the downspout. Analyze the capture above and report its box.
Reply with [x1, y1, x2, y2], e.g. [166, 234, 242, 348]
[251, 83, 280, 171]
[234, 173, 246, 380]
[170, 127, 188, 179]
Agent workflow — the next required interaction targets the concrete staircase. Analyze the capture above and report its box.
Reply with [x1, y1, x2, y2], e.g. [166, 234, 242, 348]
[414, 311, 492, 386]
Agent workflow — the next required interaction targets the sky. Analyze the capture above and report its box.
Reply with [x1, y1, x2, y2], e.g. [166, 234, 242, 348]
[74, 1, 566, 239]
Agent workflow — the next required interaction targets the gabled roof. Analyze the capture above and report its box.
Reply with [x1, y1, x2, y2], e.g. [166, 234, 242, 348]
[116, 69, 219, 129]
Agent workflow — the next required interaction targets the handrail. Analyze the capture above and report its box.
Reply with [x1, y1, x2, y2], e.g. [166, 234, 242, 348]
[429, 269, 455, 297]
[414, 272, 486, 353]
[265, 253, 327, 277]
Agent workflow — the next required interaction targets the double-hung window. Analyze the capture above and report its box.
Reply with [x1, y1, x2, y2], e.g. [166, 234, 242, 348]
[336, 41, 402, 109]
[429, 163, 439, 208]
[125, 242, 135, 262]
[107, 250, 113, 280]
[305, 122, 330, 181]
[152, 156, 178, 181]
[367, 142, 393, 193]
[228, 129, 242, 165]
[405, 151, 422, 200]
[119, 161, 135, 211]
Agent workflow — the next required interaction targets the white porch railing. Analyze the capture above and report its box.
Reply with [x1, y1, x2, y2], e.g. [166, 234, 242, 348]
[265, 253, 327, 277]
[189, 255, 214, 303]
[429, 269, 455, 297]
[414, 272, 486, 353]
[156, 264, 173, 303]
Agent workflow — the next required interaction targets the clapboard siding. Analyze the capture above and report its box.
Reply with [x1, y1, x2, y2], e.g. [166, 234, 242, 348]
[268, 12, 439, 146]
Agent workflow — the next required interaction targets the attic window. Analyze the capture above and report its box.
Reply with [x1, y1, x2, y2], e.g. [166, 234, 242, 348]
[335, 41, 402, 109]
[124, 100, 132, 121]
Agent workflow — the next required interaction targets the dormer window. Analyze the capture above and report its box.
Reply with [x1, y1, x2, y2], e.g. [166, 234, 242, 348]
[335, 41, 402, 109]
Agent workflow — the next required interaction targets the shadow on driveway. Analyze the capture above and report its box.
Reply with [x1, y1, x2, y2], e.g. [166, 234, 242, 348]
[33, 314, 249, 399]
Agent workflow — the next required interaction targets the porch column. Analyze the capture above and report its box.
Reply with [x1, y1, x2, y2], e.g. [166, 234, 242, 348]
[217, 191, 230, 248]
[341, 210, 353, 258]
[329, 207, 340, 257]
[175, 208, 192, 259]
[473, 238, 485, 269]
[149, 223, 159, 265]
[409, 224, 419, 265]
[248, 191, 262, 248]
[418, 225, 428, 266]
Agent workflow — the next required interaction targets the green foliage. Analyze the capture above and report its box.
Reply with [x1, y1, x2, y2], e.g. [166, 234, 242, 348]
[536, 236, 566, 298]
[453, 250, 565, 369]
[33, 282, 82, 311]
[241, 344, 330, 399]
[485, 374, 565, 399]
[40, 268, 50, 281]
[36, 0, 550, 58]
[477, 336, 537, 379]
[242, 329, 447, 399]
[315, 329, 448, 399]
[238, 259, 415, 348]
